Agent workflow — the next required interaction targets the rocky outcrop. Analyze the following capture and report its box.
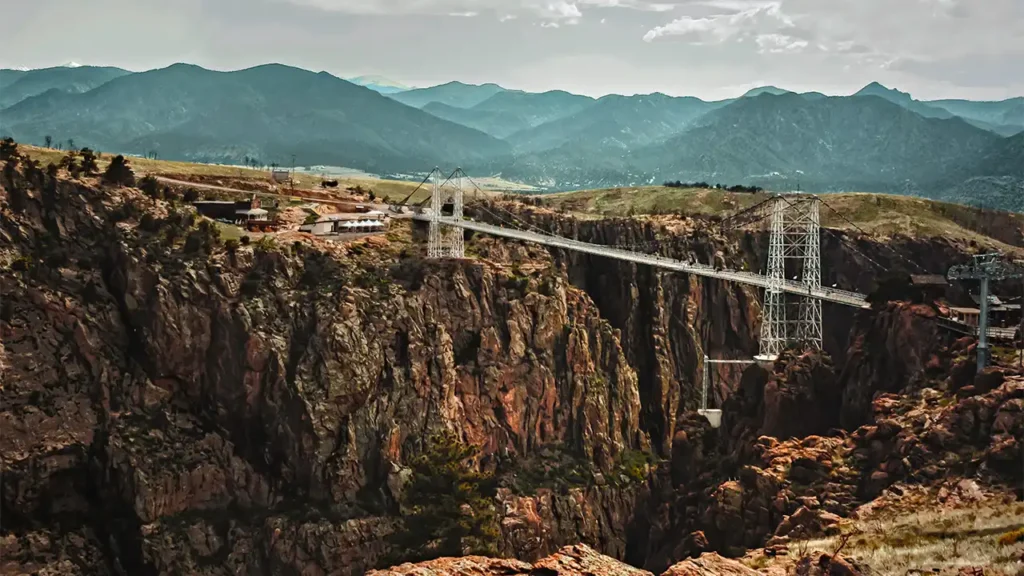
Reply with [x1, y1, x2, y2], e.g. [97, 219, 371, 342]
[367, 544, 651, 576]
[721, 350, 842, 461]
[662, 553, 760, 576]
[838, 302, 951, 428]
[0, 168, 651, 574]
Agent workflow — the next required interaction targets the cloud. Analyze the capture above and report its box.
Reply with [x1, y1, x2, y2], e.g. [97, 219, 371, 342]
[643, 1, 794, 43]
[540, 1, 582, 21]
[499, 13, 518, 21]
[449, 10, 477, 16]
[282, 0, 683, 21]
[755, 33, 807, 53]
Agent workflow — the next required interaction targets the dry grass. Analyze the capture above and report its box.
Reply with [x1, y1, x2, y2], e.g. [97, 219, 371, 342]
[782, 498, 1024, 575]
[15, 145, 503, 205]
[542, 185, 1024, 251]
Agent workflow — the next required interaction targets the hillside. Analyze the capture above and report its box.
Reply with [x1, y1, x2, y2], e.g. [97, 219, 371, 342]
[421, 101, 530, 138]
[388, 80, 507, 109]
[0, 65, 130, 108]
[0, 64, 511, 173]
[541, 185, 1024, 248]
[629, 93, 1005, 193]
[495, 93, 1013, 194]
[472, 89, 595, 129]
[928, 97, 1024, 136]
[507, 93, 720, 154]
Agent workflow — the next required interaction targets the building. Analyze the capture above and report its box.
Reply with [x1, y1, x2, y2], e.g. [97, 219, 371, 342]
[948, 306, 982, 327]
[298, 211, 389, 236]
[271, 170, 290, 183]
[193, 195, 268, 224]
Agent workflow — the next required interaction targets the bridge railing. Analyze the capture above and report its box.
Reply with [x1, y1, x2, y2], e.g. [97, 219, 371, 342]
[426, 216, 871, 308]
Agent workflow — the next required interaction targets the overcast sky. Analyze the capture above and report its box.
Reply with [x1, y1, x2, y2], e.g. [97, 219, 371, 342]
[3, 0, 1022, 100]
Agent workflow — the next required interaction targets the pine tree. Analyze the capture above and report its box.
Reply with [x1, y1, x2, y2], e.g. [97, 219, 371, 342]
[384, 430, 499, 565]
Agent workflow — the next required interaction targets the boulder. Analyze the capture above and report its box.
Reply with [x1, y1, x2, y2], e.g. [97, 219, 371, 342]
[662, 553, 760, 576]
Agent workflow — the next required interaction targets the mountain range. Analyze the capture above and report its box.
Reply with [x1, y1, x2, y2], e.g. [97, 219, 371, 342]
[0, 62, 1021, 210]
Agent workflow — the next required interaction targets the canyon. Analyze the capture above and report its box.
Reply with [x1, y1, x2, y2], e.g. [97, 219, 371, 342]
[1, 156, 1023, 575]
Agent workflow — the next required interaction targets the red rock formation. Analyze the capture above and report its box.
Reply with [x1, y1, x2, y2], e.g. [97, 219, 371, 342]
[366, 544, 650, 576]
[662, 553, 760, 576]
[0, 169, 649, 574]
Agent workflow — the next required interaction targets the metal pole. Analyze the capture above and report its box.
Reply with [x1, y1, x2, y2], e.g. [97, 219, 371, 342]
[702, 354, 709, 412]
[978, 276, 990, 373]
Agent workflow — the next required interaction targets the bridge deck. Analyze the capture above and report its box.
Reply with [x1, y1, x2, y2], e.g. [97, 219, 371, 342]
[417, 216, 871, 309]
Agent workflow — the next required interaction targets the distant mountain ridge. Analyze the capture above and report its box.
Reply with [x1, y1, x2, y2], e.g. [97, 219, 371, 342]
[0, 65, 130, 109]
[346, 75, 411, 94]
[388, 81, 508, 109]
[1, 64, 1021, 210]
[0, 63, 510, 173]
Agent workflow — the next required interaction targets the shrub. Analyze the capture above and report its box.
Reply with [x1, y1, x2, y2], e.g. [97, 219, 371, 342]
[240, 235, 251, 246]
[0, 137, 18, 161]
[79, 148, 99, 175]
[182, 188, 199, 203]
[224, 239, 240, 255]
[103, 155, 135, 187]
[139, 175, 162, 199]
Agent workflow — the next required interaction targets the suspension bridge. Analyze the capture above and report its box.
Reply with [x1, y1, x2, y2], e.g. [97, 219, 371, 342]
[394, 168, 1021, 425]
[399, 168, 869, 362]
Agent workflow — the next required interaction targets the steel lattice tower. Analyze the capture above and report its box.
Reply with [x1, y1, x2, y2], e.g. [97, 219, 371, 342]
[757, 195, 822, 360]
[790, 197, 823, 349]
[427, 169, 443, 258]
[427, 168, 465, 259]
[757, 198, 788, 360]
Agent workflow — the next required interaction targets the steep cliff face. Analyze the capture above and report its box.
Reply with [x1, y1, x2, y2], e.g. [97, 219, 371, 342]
[475, 203, 977, 457]
[4, 165, 1021, 576]
[0, 168, 649, 574]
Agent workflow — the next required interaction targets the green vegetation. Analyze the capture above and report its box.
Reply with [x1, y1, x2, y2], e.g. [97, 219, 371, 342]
[615, 449, 654, 484]
[103, 154, 135, 187]
[385, 430, 499, 565]
[504, 447, 593, 494]
[79, 148, 99, 175]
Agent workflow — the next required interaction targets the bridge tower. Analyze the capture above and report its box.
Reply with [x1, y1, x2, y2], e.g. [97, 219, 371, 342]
[757, 195, 822, 361]
[427, 168, 465, 259]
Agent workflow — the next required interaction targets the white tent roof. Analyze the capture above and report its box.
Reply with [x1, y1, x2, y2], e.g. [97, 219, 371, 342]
[340, 220, 385, 228]
[236, 208, 269, 216]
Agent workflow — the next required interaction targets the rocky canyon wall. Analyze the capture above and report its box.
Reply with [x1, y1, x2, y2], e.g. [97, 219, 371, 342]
[3, 166, 1021, 576]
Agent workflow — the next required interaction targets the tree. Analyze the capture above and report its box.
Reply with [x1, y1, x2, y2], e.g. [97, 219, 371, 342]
[103, 155, 135, 187]
[0, 138, 18, 161]
[384, 430, 499, 565]
[67, 138, 75, 151]
[79, 148, 99, 175]
[303, 213, 320, 225]
[139, 175, 162, 199]
[44, 135, 53, 149]
[59, 151, 78, 173]
[182, 188, 199, 203]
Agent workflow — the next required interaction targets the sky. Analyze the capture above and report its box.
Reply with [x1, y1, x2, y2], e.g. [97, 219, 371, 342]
[2, 0, 1023, 101]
